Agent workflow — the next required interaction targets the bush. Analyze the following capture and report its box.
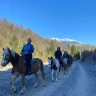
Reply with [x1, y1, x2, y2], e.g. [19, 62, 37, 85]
[81, 50, 92, 61]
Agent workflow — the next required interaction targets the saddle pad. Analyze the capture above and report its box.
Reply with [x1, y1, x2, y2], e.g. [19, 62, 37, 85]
[31, 58, 38, 64]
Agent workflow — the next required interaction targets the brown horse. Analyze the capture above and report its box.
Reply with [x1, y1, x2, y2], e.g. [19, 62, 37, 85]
[1, 48, 45, 94]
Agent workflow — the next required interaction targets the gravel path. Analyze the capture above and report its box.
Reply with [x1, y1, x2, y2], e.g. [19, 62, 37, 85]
[0, 61, 96, 96]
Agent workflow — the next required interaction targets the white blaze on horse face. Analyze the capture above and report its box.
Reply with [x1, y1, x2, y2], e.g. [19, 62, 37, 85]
[1, 50, 9, 66]
[48, 59, 52, 68]
[1, 57, 8, 67]
[1, 48, 15, 67]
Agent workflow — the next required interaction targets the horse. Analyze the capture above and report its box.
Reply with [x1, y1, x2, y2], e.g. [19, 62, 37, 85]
[68, 55, 73, 67]
[48, 57, 62, 82]
[62, 57, 68, 75]
[1, 48, 45, 94]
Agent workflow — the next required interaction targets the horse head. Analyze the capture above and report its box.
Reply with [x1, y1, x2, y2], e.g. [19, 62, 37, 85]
[48, 56, 53, 68]
[1, 48, 15, 67]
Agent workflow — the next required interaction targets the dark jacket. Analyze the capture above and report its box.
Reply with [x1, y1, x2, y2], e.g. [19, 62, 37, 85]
[55, 50, 62, 59]
[62, 53, 69, 59]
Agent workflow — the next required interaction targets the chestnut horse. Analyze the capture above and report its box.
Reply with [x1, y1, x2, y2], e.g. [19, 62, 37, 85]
[1, 48, 45, 94]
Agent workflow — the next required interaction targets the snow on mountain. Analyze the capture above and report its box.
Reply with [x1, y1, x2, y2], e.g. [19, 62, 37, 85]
[51, 38, 84, 46]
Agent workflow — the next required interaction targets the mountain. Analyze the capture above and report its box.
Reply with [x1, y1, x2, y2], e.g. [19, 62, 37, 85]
[51, 38, 84, 46]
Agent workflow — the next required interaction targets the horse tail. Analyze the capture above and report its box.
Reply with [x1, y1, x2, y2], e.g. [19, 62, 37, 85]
[36, 58, 45, 80]
[40, 60, 45, 79]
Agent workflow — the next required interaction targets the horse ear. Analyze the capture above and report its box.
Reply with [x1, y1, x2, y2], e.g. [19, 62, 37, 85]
[7, 47, 10, 50]
[51, 56, 53, 59]
[3, 48, 5, 51]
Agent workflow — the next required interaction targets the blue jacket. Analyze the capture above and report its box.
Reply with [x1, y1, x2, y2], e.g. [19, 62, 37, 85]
[62, 53, 69, 59]
[21, 43, 34, 55]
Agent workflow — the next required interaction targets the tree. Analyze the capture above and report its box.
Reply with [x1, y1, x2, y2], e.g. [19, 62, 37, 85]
[9, 33, 18, 50]
[71, 44, 80, 60]
[71, 45, 77, 57]
[49, 40, 55, 56]
[74, 51, 80, 60]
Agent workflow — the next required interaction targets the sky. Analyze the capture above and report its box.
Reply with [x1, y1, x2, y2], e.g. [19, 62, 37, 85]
[0, 0, 96, 46]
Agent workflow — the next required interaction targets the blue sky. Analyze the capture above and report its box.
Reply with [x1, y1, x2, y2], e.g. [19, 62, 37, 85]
[0, 0, 96, 45]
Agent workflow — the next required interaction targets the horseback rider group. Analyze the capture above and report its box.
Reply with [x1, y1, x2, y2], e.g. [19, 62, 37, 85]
[21, 38, 72, 75]
[55, 47, 72, 67]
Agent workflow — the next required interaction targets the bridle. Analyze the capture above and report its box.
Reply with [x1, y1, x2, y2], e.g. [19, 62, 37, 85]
[4, 49, 15, 63]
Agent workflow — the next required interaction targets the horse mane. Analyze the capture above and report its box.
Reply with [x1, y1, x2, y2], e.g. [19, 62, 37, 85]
[7, 47, 20, 62]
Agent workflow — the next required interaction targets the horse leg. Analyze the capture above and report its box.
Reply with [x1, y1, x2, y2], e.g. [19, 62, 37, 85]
[59, 68, 61, 79]
[58, 65, 62, 79]
[56, 68, 59, 82]
[65, 66, 68, 75]
[60, 67, 64, 78]
[65, 66, 67, 74]
[66, 66, 68, 74]
[51, 69, 54, 82]
[64, 66, 66, 74]
[20, 74, 25, 95]
[41, 71, 45, 86]
[34, 73, 38, 88]
[10, 74, 19, 93]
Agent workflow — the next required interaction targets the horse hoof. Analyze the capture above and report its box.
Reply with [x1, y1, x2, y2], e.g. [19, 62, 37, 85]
[11, 88, 17, 93]
[55, 80, 58, 82]
[14, 89, 17, 93]
[20, 91, 24, 95]
[59, 77, 61, 80]
[34, 84, 38, 88]
[43, 83, 45, 87]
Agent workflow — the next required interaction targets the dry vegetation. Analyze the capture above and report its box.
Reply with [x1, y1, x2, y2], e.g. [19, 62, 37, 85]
[0, 18, 69, 62]
[0, 18, 95, 63]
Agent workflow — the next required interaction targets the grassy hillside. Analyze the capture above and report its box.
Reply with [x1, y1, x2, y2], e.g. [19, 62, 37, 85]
[0, 18, 95, 62]
[0, 18, 70, 62]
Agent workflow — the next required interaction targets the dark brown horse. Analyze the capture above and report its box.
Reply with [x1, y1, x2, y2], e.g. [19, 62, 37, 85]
[1, 48, 45, 94]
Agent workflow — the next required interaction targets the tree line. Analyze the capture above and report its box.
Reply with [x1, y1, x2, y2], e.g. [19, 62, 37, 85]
[0, 18, 95, 62]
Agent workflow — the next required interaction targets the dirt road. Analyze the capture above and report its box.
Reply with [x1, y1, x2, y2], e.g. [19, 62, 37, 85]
[0, 61, 96, 96]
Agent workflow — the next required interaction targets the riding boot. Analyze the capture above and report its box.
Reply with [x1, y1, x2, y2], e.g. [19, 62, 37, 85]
[26, 64, 32, 75]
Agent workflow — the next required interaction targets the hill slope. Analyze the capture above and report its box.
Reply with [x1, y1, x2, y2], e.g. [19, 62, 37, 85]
[0, 18, 95, 62]
[0, 18, 69, 62]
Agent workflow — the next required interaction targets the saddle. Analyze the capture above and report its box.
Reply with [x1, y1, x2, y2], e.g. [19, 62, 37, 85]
[31, 58, 38, 64]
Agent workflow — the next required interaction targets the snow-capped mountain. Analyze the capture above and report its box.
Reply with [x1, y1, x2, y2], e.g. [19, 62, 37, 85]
[51, 38, 84, 46]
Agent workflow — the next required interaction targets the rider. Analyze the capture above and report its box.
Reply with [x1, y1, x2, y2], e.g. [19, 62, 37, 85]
[55, 47, 63, 67]
[62, 51, 69, 63]
[21, 38, 34, 75]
